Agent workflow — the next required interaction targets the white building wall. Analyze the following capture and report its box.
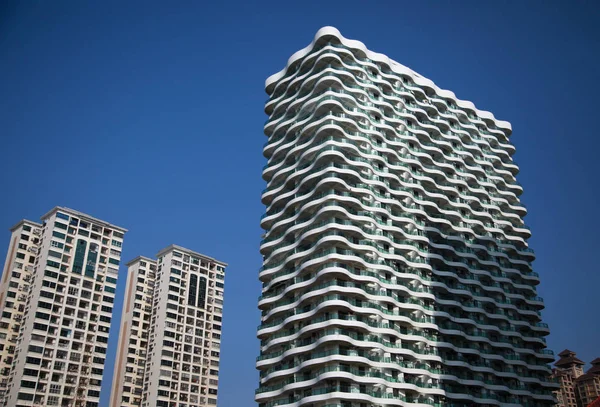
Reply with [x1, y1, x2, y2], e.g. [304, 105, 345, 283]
[255, 26, 558, 407]
[3, 207, 126, 407]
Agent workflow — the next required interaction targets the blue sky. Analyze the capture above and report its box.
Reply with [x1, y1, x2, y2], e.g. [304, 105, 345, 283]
[1, 1, 599, 406]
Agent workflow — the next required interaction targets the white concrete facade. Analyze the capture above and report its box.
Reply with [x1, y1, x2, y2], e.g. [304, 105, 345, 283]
[256, 27, 558, 407]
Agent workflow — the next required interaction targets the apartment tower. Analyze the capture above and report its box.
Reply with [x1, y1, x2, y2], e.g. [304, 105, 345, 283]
[552, 350, 600, 407]
[110, 245, 226, 407]
[0, 207, 126, 407]
[256, 27, 557, 407]
[0, 220, 43, 403]
[109, 256, 157, 407]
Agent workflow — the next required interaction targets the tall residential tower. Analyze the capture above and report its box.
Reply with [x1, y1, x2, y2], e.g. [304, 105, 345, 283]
[110, 245, 226, 407]
[256, 27, 557, 407]
[0, 207, 126, 407]
[0, 220, 43, 403]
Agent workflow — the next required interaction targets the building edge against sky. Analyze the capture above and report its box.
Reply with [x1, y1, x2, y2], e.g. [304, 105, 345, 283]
[256, 26, 558, 407]
[0, 219, 43, 403]
[0, 207, 127, 407]
[109, 255, 157, 407]
[110, 245, 226, 407]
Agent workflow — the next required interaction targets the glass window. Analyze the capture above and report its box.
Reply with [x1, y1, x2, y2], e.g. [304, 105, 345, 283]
[72, 239, 87, 274]
[46, 260, 60, 268]
[48, 250, 62, 259]
[18, 392, 34, 401]
[52, 231, 66, 240]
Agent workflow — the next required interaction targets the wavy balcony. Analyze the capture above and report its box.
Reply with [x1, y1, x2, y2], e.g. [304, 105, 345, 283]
[256, 26, 556, 407]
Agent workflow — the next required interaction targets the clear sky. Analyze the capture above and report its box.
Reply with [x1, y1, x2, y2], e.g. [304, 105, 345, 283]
[1, 1, 599, 406]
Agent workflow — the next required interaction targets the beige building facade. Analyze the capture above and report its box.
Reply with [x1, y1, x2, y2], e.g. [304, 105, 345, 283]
[110, 245, 225, 407]
[109, 256, 156, 407]
[0, 207, 126, 407]
[552, 350, 600, 407]
[0, 220, 43, 404]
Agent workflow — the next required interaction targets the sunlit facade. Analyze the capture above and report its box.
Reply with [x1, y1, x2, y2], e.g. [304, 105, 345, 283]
[256, 27, 558, 407]
[110, 245, 226, 407]
[0, 207, 126, 407]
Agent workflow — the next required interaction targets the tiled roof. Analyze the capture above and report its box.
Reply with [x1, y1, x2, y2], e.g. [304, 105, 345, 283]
[587, 395, 600, 407]
[576, 373, 597, 382]
[556, 356, 586, 367]
[555, 349, 585, 367]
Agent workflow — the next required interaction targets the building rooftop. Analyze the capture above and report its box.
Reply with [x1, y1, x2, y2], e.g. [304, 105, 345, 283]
[156, 244, 227, 267]
[587, 359, 600, 375]
[41, 206, 128, 233]
[555, 349, 585, 367]
[576, 373, 598, 382]
[126, 256, 158, 267]
[265, 26, 512, 135]
[9, 219, 42, 232]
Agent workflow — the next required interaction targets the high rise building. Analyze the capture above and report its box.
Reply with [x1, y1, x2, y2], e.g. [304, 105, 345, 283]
[553, 350, 586, 407]
[552, 350, 600, 407]
[109, 256, 157, 407]
[110, 245, 226, 407]
[0, 207, 126, 407]
[0, 220, 43, 403]
[256, 27, 558, 407]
